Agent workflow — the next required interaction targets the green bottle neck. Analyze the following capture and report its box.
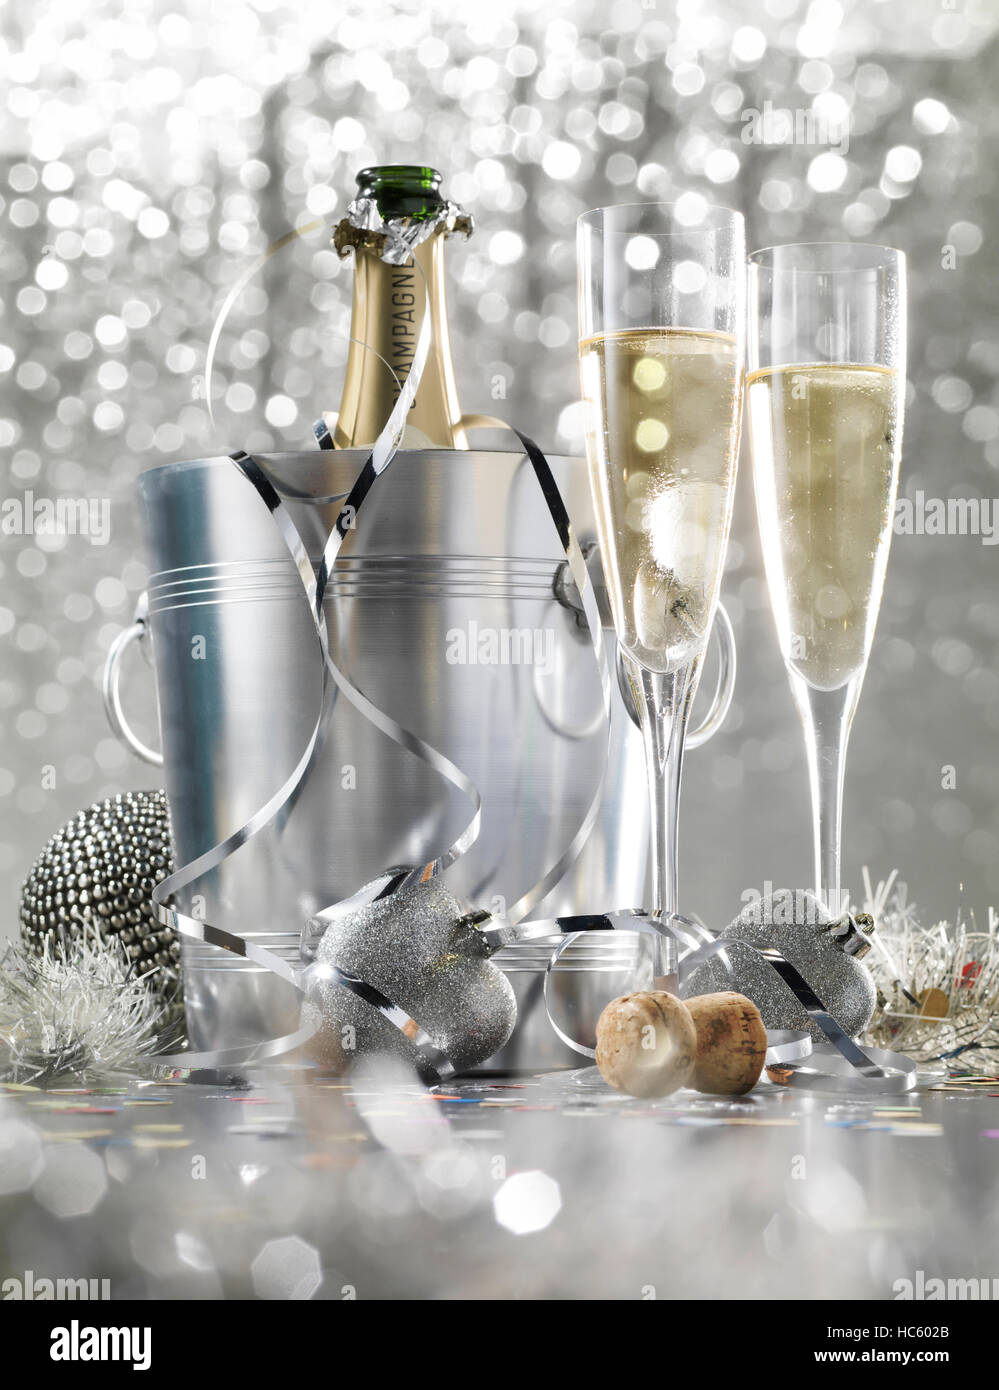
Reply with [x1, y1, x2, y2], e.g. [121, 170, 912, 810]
[355, 165, 445, 221]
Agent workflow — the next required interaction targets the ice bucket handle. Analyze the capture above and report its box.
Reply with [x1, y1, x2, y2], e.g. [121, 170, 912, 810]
[102, 592, 164, 768]
[684, 600, 736, 750]
[552, 549, 737, 750]
[611, 602, 736, 750]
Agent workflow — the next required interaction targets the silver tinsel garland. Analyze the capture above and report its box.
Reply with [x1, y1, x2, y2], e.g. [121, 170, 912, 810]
[0, 928, 178, 1084]
[862, 870, 999, 1073]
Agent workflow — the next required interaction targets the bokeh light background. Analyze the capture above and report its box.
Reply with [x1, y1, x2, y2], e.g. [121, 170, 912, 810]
[2, 0, 999, 936]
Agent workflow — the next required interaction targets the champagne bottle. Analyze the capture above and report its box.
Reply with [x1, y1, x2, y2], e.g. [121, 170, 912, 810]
[328, 165, 472, 449]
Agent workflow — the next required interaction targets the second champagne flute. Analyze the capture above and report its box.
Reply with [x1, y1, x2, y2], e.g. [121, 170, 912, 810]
[577, 202, 745, 950]
[747, 242, 906, 917]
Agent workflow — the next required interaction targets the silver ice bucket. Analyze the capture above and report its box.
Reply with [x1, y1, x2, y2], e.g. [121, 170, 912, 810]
[106, 448, 727, 1061]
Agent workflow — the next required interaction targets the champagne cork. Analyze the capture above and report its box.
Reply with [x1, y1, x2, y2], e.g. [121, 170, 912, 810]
[595, 991, 697, 1098]
[685, 991, 768, 1095]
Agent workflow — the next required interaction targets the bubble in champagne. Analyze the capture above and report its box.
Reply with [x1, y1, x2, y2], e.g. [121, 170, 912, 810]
[815, 583, 852, 620]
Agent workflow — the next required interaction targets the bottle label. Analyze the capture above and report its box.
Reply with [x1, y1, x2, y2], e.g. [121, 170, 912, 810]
[390, 262, 418, 399]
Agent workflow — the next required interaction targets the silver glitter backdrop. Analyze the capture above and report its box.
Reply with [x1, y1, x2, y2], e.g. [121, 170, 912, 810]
[2, 0, 999, 936]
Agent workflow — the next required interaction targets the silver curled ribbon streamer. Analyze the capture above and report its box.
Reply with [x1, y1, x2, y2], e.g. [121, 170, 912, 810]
[150, 216, 611, 1078]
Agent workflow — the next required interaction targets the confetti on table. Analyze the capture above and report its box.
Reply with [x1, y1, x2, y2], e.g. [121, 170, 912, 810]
[714, 1117, 799, 1127]
[825, 1120, 893, 1130]
[132, 1136, 193, 1149]
[928, 1082, 995, 1093]
[227, 1122, 301, 1136]
[823, 1114, 943, 1135]
[40, 1128, 114, 1141]
[667, 1115, 799, 1128]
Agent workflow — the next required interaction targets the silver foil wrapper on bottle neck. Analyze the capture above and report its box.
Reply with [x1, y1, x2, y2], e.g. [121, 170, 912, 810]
[335, 193, 473, 265]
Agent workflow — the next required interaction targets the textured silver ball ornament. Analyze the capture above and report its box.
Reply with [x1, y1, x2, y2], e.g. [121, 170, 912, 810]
[303, 877, 517, 1080]
[680, 890, 877, 1041]
[18, 790, 181, 1020]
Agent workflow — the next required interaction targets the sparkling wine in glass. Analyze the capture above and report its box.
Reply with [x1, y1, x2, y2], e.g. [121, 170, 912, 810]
[578, 203, 745, 950]
[747, 243, 906, 915]
[579, 328, 742, 673]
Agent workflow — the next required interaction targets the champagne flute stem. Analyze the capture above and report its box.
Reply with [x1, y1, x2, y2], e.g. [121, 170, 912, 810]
[789, 672, 861, 918]
[633, 660, 694, 938]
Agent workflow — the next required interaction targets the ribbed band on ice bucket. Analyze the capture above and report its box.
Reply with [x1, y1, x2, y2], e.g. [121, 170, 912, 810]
[491, 930, 649, 973]
[147, 554, 564, 612]
[181, 931, 301, 973]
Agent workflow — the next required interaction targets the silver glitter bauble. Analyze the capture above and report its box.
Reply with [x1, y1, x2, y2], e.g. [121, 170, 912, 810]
[303, 878, 517, 1079]
[19, 791, 181, 1021]
[681, 891, 877, 1041]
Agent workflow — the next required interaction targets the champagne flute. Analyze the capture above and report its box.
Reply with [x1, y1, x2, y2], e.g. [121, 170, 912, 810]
[577, 202, 745, 957]
[747, 243, 906, 916]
